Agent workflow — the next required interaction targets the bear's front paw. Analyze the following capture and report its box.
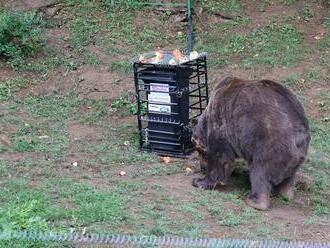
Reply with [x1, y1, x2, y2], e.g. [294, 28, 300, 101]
[245, 194, 270, 211]
[192, 177, 217, 189]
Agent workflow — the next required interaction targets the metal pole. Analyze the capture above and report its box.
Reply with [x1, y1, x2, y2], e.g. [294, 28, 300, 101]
[187, 0, 193, 53]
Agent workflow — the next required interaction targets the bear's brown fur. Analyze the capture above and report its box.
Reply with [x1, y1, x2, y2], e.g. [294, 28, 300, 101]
[191, 77, 310, 210]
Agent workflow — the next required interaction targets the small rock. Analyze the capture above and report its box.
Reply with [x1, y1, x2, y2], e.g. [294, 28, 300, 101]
[185, 167, 193, 175]
[72, 162, 78, 167]
[119, 171, 126, 176]
[38, 135, 49, 139]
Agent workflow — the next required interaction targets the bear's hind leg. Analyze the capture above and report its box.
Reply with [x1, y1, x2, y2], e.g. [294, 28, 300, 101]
[246, 168, 271, 211]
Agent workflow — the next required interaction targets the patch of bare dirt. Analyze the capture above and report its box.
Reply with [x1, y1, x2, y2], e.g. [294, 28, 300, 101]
[0, 134, 12, 147]
[0, 152, 45, 162]
[109, 115, 136, 126]
[296, 3, 327, 44]
[63, 152, 95, 165]
[142, 172, 196, 200]
[263, 206, 307, 224]
[0, 63, 17, 83]
[17, 68, 78, 97]
[68, 123, 104, 142]
[77, 65, 133, 100]
[299, 224, 330, 242]
[46, 28, 69, 49]
[245, 2, 298, 27]
[2, 0, 50, 11]
[305, 86, 326, 119]
[86, 45, 112, 64]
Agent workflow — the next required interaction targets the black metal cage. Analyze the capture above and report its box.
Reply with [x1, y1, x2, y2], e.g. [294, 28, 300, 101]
[133, 54, 209, 157]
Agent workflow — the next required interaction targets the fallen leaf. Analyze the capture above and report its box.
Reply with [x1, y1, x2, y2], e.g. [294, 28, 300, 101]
[160, 156, 171, 163]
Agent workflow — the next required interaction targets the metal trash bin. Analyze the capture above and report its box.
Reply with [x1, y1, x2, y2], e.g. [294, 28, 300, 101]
[134, 52, 209, 157]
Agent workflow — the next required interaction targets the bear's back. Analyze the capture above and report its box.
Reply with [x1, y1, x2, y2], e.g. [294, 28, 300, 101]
[213, 78, 309, 131]
[208, 77, 310, 159]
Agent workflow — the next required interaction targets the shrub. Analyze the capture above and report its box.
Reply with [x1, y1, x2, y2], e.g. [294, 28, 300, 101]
[0, 9, 44, 68]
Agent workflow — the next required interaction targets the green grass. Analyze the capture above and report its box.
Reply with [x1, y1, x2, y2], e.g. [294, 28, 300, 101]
[82, 50, 101, 67]
[1, 91, 155, 163]
[12, 122, 68, 155]
[201, 0, 242, 16]
[108, 60, 132, 74]
[258, 0, 271, 12]
[283, 72, 308, 90]
[0, 177, 57, 247]
[316, 90, 330, 122]
[19, 52, 77, 75]
[22, 93, 80, 121]
[301, 4, 314, 22]
[53, 180, 128, 224]
[66, 3, 182, 60]
[0, 168, 129, 227]
[0, 9, 44, 69]
[258, 0, 296, 12]
[309, 120, 330, 156]
[0, 77, 32, 101]
[200, 22, 304, 68]
[109, 91, 137, 115]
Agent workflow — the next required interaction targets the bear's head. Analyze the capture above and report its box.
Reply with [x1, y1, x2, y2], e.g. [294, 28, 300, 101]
[191, 113, 208, 172]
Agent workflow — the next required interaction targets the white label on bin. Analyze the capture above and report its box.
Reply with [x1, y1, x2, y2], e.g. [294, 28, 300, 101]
[150, 83, 169, 92]
[148, 104, 171, 114]
[148, 92, 171, 103]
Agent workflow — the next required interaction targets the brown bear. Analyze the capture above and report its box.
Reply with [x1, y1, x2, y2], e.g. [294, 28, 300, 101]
[191, 77, 310, 210]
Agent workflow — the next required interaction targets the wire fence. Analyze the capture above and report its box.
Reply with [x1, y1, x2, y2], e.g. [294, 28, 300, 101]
[1, 230, 330, 247]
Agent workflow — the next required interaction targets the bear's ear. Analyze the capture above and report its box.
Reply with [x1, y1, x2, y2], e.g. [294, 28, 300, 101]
[191, 117, 198, 127]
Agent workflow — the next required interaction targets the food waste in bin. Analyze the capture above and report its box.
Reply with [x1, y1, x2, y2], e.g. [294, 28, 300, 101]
[137, 49, 204, 65]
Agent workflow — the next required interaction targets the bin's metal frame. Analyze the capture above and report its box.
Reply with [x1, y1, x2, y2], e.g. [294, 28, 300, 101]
[133, 55, 208, 157]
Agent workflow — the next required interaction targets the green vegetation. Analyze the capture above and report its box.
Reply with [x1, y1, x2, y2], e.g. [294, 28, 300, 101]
[301, 4, 314, 22]
[108, 60, 132, 74]
[200, 22, 303, 68]
[110, 92, 137, 115]
[0, 9, 44, 69]
[201, 0, 242, 16]
[0, 77, 31, 101]
[280, 0, 296, 5]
